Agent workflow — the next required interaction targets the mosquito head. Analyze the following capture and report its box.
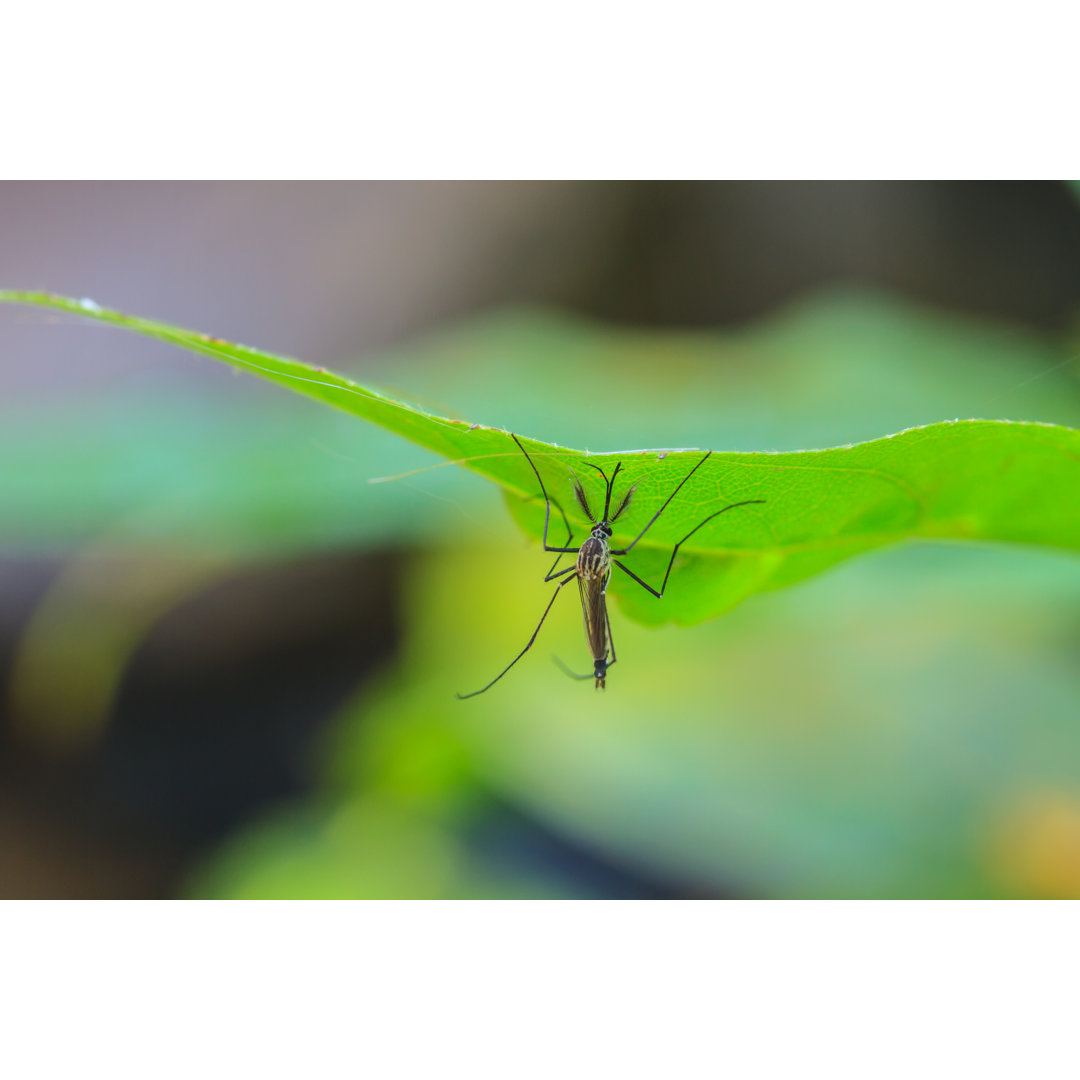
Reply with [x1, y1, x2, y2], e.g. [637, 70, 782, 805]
[592, 522, 613, 540]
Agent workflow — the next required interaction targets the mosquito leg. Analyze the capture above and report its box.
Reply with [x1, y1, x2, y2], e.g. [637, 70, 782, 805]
[457, 572, 578, 699]
[613, 560, 663, 598]
[511, 432, 579, 554]
[613, 499, 766, 598]
[543, 495, 575, 578]
[609, 449, 712, 557]
[511, 432, 554, 547]
[604, 604, 616, 667]
[510, 433, 578, 565]
[544, 564, 579, 583]
[552, 656, 594, 680]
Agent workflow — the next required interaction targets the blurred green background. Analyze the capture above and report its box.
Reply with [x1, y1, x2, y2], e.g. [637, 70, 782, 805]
[2, 181, 1080, 898]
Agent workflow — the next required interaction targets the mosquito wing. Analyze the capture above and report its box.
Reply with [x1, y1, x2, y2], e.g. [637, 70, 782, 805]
[576, 571, 610, 664]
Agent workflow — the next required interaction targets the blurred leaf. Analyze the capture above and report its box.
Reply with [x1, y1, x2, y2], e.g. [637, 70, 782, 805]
[189, 793, 576, 900]
[0, 392, 490, 556]
[2, 291, 1078, 624]
[9, 548, 232, 748]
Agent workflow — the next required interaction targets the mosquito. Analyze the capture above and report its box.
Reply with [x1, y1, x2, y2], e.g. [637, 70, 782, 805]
[456, 434, 765, 698]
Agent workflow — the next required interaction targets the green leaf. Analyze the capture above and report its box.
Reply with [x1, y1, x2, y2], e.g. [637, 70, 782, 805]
[2, 289, 1078, 626]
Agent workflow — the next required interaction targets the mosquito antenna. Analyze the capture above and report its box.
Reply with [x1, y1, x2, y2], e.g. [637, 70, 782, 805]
[580, 461, 610, 485]
[578, 460, 615, 522]
[602, 462, 622, 520]
[570, 473, 596, 522]
[609, 484, 636, 522]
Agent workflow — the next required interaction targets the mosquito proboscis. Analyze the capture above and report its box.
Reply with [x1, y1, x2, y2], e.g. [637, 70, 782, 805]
[456, 435, 765, 698]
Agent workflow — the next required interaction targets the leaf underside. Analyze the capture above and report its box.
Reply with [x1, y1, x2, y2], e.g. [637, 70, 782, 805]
[3, 290, 1078, 626]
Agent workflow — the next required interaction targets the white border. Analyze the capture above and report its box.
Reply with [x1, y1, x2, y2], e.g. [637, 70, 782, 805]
[4, 3, 1079, 178]
[2, 901, 1075, 1079]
